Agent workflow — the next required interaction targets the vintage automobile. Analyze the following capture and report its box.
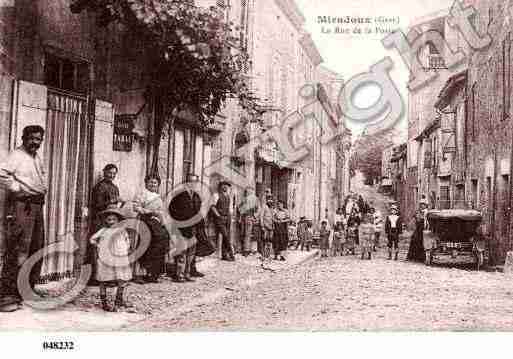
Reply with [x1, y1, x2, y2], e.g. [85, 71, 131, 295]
[423, 209, 486, 270]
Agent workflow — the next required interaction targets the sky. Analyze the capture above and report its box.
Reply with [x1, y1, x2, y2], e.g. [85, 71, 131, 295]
[295, 0, 455, 143]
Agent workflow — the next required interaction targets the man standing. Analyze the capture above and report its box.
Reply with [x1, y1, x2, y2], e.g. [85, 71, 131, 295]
[168, 173, 203, 282]
[259, 196, 274, 261]
[0, 125, 47, 312]
[211, 181, 234, 261]
[237, 186, 259, 256]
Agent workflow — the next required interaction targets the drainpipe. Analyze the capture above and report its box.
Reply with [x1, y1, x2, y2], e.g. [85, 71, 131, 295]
[491, 146, 498, 265]
[509, 128, 513, 252]
[318, 126, 323, 224]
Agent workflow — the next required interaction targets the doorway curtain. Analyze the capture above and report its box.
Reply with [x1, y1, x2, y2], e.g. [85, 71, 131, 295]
[40, 91, 86, 282]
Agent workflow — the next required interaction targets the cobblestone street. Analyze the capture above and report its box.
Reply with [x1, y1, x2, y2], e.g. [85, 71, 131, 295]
[128, 250, 513, 331]
[125, 175, 513, 331]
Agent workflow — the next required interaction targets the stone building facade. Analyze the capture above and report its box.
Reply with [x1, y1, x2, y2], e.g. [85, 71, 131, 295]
[208, 0, 351, 224]
[0, 0, 219, 279]
[0, 0, 352, 279]
[402, 0, 513, 263]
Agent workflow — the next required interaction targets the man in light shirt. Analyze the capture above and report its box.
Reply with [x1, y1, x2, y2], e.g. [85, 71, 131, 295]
[0, 125, 47, 312]
[211, 181, 234, 261]
[237, 186, 259, 256]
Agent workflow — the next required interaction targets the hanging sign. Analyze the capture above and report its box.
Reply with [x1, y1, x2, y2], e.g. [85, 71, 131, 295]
[113, 114, 135, 152]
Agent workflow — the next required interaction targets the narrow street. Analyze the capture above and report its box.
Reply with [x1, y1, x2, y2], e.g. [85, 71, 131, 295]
[130, 255, 513, 331]
[124, 177, 513, 331]
[3, 175, 513, 332]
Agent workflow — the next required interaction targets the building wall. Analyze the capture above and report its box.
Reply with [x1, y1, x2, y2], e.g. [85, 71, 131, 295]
[464, 0, 513, 264]
[405, 10, 470, 223]
[402, 0, 513, 262]
[407, 13, 462, 212]
[0, 75, 14, 274]
[0, 1, 153, 271]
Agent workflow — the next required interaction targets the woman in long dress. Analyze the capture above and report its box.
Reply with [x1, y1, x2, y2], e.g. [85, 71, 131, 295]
[132, 176, 170, 282]
[407, 200, 428, 262]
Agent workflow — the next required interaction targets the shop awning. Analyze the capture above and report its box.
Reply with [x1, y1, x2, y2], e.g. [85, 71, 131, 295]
[414, 119, 440, 141]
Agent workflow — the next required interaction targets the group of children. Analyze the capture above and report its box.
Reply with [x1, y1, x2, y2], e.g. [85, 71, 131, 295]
[293, 209, 383, 260]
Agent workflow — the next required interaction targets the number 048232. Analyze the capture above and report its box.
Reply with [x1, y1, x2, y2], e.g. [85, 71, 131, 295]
[42, 341, 74, 350]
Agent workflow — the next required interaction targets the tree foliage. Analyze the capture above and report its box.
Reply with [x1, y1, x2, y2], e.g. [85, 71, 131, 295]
[350, 133, 393, 185]
[71, 0, 257, 174]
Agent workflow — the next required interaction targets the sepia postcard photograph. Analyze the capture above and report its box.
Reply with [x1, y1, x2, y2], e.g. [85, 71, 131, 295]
[0, 0, 512, 356]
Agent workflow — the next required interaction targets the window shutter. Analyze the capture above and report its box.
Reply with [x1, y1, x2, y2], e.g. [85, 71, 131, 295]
[424, 150, 432, 169]
[423, 139, 432, 169]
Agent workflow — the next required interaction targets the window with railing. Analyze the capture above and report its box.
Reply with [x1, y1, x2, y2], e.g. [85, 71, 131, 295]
[427, 54, 446, 69]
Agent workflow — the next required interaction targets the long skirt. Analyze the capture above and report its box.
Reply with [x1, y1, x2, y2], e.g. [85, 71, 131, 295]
[273, 223, 289, 254]
[139, 214, 170, 275]
[407, 223, 425, 262]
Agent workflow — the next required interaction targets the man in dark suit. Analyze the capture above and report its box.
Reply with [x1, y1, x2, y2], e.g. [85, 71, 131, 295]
[168, 173, 203, 282]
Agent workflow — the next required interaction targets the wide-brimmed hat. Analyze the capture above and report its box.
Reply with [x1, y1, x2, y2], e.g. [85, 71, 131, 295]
[99, 205, 125, 220]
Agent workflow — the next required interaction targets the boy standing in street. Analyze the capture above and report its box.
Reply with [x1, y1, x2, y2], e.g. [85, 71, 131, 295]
[319, 220, 331, 258]
[385, 206, 403, 260]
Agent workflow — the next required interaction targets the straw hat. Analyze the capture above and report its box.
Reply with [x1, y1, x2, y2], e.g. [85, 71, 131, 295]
[98, 204, 125, 220]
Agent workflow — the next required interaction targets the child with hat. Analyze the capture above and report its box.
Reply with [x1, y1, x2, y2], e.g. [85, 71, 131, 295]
[89, 205, 132, 312]
[319, 220, 331, 258]
[385, 206, 403, 260]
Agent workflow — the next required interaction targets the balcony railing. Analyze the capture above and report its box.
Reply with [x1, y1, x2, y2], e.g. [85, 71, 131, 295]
[427, 54, 447, 70]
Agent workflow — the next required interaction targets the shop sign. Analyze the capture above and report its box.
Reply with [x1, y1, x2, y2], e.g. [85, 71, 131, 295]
[113, 114, 135, 152]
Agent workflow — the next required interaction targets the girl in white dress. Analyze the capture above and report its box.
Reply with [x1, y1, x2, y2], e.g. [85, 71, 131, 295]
[89, 206, 132, 312]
